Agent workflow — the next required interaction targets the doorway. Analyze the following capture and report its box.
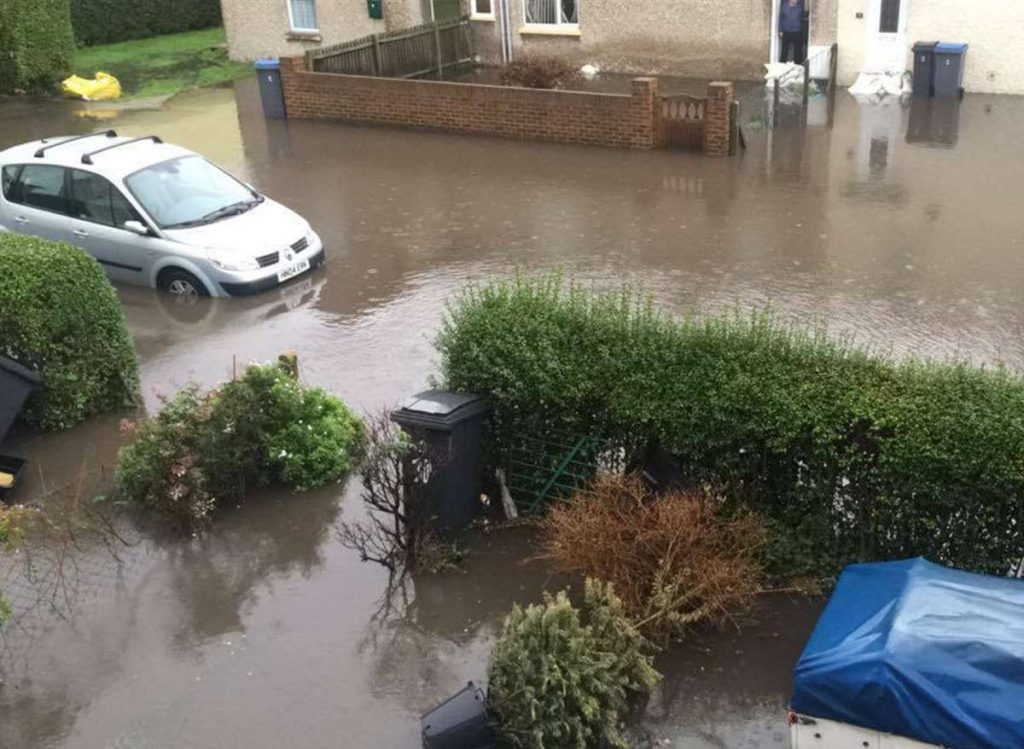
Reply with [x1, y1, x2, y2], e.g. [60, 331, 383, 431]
[863, 0, 910, 73]
[770, 0, 813, 63]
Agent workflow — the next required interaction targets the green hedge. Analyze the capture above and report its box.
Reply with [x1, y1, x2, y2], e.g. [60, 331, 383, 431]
[437, 275, 1024, 578]
[0, 0, 75, 93]
[70, 0, 222, 46]
[0, 234, 139, 430]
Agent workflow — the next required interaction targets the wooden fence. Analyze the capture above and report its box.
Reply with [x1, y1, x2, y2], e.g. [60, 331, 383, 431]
[307, 16, 473, 79]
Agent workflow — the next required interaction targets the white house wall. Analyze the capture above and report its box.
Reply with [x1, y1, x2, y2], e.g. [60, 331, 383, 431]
[837, 0, 1024, 94]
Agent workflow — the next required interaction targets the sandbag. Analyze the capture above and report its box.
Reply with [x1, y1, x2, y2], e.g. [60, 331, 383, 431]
[61, 71, 122, 101]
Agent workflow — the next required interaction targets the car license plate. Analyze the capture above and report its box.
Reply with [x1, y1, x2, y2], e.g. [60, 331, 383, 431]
[277, 257, 310, 283]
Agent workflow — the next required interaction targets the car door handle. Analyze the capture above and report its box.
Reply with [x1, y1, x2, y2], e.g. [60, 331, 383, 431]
[72, 229, 89, 237]
[13, 216, 28, 224]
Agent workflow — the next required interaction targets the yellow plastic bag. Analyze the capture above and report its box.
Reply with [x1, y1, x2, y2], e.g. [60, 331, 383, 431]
[61, 71, 122, 101]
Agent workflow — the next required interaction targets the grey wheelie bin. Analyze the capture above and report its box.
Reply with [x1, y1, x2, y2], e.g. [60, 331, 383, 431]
[391, 390, 490, 534]
[255, 58, 286, 118]
[912, 42, 938, 97]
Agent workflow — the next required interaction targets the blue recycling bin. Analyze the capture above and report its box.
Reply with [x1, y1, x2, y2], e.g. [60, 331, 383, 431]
[255, 58, 286, 118]
[933, 43, 968, 98]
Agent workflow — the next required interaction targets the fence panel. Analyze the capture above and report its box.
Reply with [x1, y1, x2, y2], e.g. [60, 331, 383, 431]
[309, 17, 473, 79]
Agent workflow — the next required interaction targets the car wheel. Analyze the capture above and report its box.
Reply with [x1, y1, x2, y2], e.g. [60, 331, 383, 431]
[158, 268, 209, 299]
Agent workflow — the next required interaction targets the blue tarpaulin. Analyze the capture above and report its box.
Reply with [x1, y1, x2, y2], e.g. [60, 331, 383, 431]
[791, 558, 1024, 749]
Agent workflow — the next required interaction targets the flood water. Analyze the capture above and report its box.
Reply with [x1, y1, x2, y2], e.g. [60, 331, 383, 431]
[2, 78, 1024, 748]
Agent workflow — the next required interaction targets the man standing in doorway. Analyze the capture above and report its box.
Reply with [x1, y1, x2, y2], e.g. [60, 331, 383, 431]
[779, 0, 807, 63]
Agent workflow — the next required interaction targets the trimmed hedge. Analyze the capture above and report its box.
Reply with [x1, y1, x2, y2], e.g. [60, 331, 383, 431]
[437, 275, 1024, 577]
[0, 234, 139, 430]
[70, 0, 222, 46]
[0, 0, 75, 93]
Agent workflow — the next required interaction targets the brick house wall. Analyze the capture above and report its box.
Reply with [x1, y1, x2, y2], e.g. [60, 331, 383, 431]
[280, 56, 660, 149]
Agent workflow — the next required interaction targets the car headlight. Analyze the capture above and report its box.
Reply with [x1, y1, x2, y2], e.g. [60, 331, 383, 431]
[208, 254, 260, 272]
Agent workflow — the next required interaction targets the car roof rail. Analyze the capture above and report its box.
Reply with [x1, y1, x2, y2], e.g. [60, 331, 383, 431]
[81, 135, 163, 165]
[34, 130, 118, 158]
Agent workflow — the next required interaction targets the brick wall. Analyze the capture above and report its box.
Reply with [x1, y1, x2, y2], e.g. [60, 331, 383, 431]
[280, 56, 660, 150]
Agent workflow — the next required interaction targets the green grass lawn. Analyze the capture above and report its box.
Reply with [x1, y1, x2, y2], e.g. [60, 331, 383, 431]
[73, 27, 251, 99]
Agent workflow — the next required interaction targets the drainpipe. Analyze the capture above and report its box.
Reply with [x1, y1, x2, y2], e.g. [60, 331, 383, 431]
[769, 0, 779, 63]
[496, 0, 514, 63]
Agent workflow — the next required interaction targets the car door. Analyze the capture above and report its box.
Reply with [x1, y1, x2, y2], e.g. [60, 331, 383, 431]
[66, 168, 150, 285]
[3, 163, 72, 242]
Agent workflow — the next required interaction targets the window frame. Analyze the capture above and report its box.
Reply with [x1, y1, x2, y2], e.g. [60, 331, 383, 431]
[470, 0, 495, 21]
[522, 0, 579, 33]
[67, 167, 141, 231]
[1, 164, 23, 203]
[5, 163, 70, 217]
[286, 0, 319, 33]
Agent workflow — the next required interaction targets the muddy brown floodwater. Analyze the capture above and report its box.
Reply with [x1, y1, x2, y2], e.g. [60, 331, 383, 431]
[2, 78, 1024, 748]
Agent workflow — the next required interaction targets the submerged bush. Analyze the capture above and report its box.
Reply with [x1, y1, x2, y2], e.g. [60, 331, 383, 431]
[487, 578, 659, 749]
[338, 412, 454, 574]
[544, 474, 764, 643]
[0, 504, 34, 626]
[115, 363, 364, 527]
[438, 274, 1024, 577]
[499, 54, 578, 89]
[0, 235, 139, 430]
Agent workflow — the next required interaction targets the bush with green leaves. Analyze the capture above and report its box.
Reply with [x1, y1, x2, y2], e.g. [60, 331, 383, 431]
[0, 0, 74, 93]
[115, 363, 364, 527]
[70, 0, 222, 46]
[0, 234, 139, 430]
[487, 578, 659, 749]
[437, 274, 1024, 578]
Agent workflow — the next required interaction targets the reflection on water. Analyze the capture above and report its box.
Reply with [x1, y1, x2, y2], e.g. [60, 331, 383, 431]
[3, 79, 1024, 747]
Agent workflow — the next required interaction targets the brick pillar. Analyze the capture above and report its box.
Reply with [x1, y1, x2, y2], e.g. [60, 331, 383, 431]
[630, 77, 659, 149]
[278, 55, 308, 118]
[703, 81, 734, 157]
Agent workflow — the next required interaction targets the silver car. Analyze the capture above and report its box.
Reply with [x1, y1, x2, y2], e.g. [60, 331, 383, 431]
[0, 131, 324, 297]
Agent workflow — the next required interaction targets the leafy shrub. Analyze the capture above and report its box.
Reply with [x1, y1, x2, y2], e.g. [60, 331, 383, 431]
[0, 234, 139, 430]
[487, 578, 659, 749]
[544, 474, 764, 643]
[115, 363, 364, 527]
[0, 0, 74, 94]
[500, 54, 578, 89]
[70, 0, 222, 46]
[437, 274, 1024, 578]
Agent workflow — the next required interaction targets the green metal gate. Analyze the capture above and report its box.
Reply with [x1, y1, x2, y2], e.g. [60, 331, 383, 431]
[503, 430, 624, 514]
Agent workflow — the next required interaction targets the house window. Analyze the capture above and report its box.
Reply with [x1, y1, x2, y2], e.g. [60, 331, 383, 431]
[472, 0, 493, 16]
[879, 0, 901, 33]
[525, 0, 578, 26]
[288, 0, 318, 32]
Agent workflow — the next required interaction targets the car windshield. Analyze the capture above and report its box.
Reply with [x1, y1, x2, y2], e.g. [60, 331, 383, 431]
[125, 155, 260, 229]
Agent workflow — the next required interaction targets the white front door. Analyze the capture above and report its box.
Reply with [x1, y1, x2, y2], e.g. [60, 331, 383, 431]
[864, 0, 909, 73]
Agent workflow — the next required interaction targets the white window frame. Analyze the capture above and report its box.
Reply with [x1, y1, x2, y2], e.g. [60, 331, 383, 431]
[286, 0, 319, 33]
[471, 0, 495, 21]
[521, 0, 580, 35]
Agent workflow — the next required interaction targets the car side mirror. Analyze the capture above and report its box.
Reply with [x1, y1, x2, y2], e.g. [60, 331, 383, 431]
[123, 220, 151, 236]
